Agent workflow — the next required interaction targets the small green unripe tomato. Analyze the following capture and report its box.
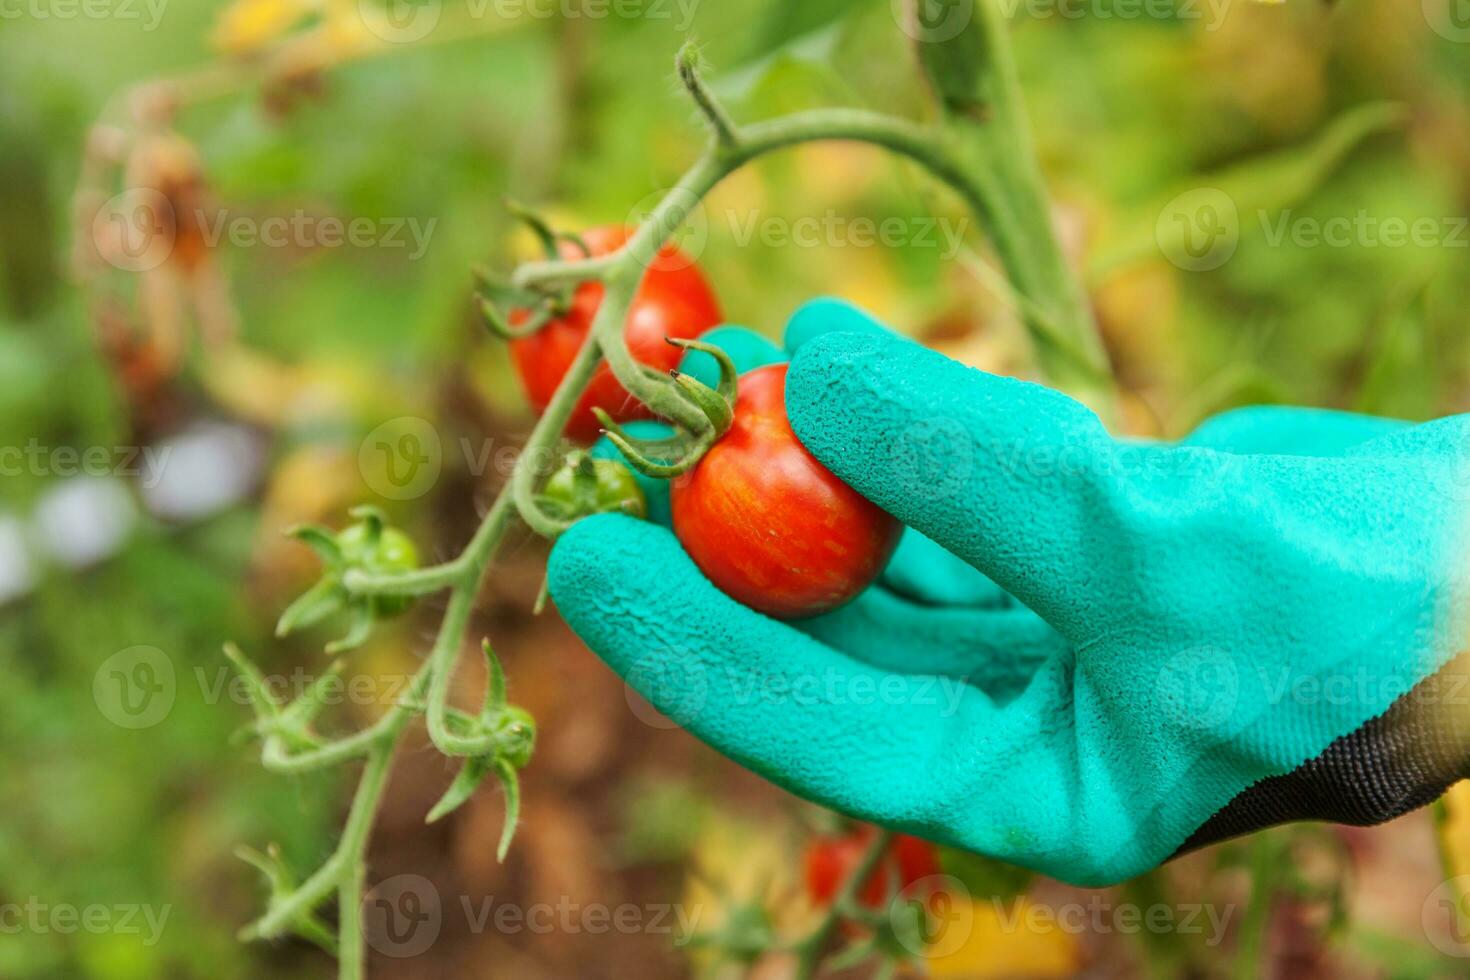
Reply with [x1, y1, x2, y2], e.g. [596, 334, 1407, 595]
[337, 522, 419, 616]
[495, 705, 537, 769]
[544, 457, 647, 520]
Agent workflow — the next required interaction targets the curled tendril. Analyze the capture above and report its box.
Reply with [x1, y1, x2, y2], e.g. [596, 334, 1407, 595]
[600, 424, 718, 479]
[480, 296, 554, 341]
[591, 408, 697, 460]
[665, 335, 738, 435]
[584, 336, 737, 479]
[666, 335, 740, 400]
[503, 197, 561, 258]
[557, 230, 591, 258]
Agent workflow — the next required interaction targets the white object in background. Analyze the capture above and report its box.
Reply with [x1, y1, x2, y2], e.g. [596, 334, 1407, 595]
[139, 421, 265, 521]
[32, 477, 138, 569]
[0, 514, 34, 604]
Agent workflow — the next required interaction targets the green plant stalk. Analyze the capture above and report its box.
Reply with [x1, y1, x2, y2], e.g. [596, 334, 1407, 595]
[1120, 869, 1192, 979]
[242, 332, 604, 977]
[1232, 833, 1284, 980]
[343, 562, 468, 597]
[915, 0, 1116, 416]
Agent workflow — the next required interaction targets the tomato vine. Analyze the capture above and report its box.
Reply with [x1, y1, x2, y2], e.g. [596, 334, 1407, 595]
[229, 3, 1116, 975]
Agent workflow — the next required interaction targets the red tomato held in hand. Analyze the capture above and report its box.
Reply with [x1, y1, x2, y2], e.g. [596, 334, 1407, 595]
[804, 826, 942, 910]
[509, 226, 722, 443]
[670, 363, 901, 619]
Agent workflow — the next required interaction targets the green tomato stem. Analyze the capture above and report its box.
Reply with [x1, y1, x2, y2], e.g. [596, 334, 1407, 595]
[342, 561, 467, 598]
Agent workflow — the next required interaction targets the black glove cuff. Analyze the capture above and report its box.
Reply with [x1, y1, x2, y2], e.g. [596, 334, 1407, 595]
[1176, 648, 1470, 855]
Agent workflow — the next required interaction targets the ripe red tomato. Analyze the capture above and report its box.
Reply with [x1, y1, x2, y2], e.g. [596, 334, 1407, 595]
[670, 363, 901, 619]
[509, 225, 722, 443]
[804, 826, 941, 910]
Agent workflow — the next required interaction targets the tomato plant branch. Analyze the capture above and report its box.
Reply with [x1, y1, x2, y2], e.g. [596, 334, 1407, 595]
[236, 22, 1116, 973]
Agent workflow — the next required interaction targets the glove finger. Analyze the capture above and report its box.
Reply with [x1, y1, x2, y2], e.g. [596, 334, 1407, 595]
[783, 297, 893, 356]
[786, 329, 1120, 637]
[548, 514, 1023, 825]
[881, 529, 1013, 609]
[1183, 405, 1408, 456]
[785, 300, 1018, 610]
[798, 590, 1067, 704]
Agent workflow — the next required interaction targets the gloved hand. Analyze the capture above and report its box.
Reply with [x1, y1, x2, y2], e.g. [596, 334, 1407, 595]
[556, 299, 1470, 886]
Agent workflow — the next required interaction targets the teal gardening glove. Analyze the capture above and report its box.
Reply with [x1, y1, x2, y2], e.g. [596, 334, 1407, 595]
[555, 300, 1470, 886]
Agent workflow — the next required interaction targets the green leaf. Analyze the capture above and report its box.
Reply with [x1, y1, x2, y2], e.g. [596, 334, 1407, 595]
[324, 601, 374, 655]
[481, 639, 507, 712]
[235, 845, 340, 956]
[274, 578, 346, 638]
[747, 0, 866, 58]
[287, 524, 342, 565]
[712, 15, 852, 102]
[494, 759, 521, 862]
[426, 755, 494, 824]
[282, 660, 348, 728]
[222, 644, 283, 722]
[347, 504, 389, 534]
